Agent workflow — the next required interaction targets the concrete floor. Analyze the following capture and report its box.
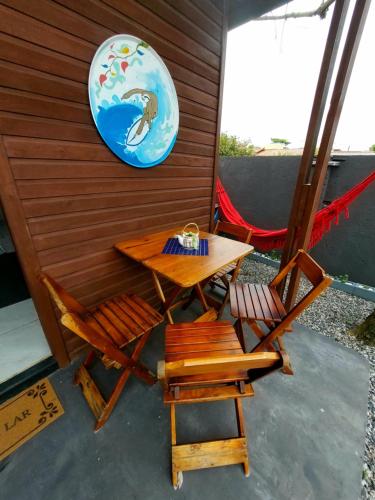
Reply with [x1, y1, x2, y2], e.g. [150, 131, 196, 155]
[0, 303, 369, 500]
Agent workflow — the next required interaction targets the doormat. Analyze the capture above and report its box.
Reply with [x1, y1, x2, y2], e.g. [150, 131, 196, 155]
[0, 378, 64, 461]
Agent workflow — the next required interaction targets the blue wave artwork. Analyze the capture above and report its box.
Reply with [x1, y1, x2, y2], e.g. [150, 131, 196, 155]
[89, 35, 179, 168]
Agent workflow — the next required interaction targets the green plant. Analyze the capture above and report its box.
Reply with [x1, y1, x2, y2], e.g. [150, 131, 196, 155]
[370, 144, 375, 152]
[219, 133, 255, 157]
[350, 309, 375, 346]
[266, 249, 281, 261]
[336, 274, 349, 283]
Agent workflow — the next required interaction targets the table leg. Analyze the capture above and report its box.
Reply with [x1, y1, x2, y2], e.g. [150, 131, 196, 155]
[152, 271, 189, 325]
[163, 286, 186, 315]
[151, 271, 174, 324]
[182, 288, 196, 310]
[202, 293, 222, 311]
[194, 282, 209, 313]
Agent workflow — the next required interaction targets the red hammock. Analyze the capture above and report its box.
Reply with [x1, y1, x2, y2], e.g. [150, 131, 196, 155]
[216, 171, 375, 252]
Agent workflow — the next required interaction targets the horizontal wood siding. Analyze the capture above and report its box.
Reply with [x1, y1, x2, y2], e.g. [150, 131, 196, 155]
[0, 0, 225, 361]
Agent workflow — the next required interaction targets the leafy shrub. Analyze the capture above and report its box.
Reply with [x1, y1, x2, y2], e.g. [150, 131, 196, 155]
[219, 133, 255, 157]
[350, 310, 375, 346]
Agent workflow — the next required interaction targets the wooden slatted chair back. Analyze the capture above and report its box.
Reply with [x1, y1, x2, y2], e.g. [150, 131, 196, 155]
[214, 221, 252, 244]
[285, 272, 331, 325]
[274, 250, 332, 318]
[269, 249, 328, 290]
[40, 273, 88, 316]
[207, 221, 252, 319]
[252, 250, 332, 352]
[295, 250, 326, 286]
[40, 273, 124, 358]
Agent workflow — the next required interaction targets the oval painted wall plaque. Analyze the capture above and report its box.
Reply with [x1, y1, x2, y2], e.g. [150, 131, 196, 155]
[89, 35, 179, 168]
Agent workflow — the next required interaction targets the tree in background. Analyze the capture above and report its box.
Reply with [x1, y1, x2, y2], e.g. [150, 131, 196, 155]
[369, 144, 375, 152]
[271, 137, 290, 147]
[219, 133, 255, 157]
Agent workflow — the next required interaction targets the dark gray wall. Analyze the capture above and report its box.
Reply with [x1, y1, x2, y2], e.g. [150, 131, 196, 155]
[220, 156, 375, 286]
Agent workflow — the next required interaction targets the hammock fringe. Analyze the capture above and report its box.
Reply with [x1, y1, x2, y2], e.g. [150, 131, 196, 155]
[216, 171, 375, 252]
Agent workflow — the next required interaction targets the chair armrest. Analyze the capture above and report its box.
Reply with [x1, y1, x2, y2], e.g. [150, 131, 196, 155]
[269, 251, 301, 287]
[162, 352, 283, 380]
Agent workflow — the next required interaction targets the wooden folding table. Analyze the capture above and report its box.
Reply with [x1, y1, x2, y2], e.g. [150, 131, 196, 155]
[115, 227, 254, 323]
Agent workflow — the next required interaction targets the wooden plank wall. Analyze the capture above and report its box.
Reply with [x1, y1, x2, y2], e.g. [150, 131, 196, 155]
[0, 0, 225, 363]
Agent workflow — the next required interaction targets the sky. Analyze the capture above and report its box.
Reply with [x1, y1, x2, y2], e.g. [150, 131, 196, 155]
[221, 0, 375, 151]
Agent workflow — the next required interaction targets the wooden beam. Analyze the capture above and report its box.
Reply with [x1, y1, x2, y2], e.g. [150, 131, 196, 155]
[280, 0, 371, 310]
[279, 0, 350, 287]
[210, 0, 228, 230]
[0, 138, 69, 367]
[299, 0, 372, 250]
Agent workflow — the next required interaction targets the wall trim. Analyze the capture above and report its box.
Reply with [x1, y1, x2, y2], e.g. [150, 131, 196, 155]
[0, 137, 69, 367]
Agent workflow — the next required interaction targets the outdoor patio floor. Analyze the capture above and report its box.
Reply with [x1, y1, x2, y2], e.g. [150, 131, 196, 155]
[0, 302, 369, 500]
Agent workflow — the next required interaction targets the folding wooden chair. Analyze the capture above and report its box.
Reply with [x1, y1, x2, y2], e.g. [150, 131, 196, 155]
[158, 321, 288, 489]
[202, 221, 252, 318]
[229, 249, 332, 363]
[41, 273, 163, 431]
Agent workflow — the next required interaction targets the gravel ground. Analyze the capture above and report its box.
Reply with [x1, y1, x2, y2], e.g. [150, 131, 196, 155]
[238, 258, 375, 500]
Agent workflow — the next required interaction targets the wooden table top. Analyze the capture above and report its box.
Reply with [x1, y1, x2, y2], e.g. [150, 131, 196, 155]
[115, 227, 254, 288]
